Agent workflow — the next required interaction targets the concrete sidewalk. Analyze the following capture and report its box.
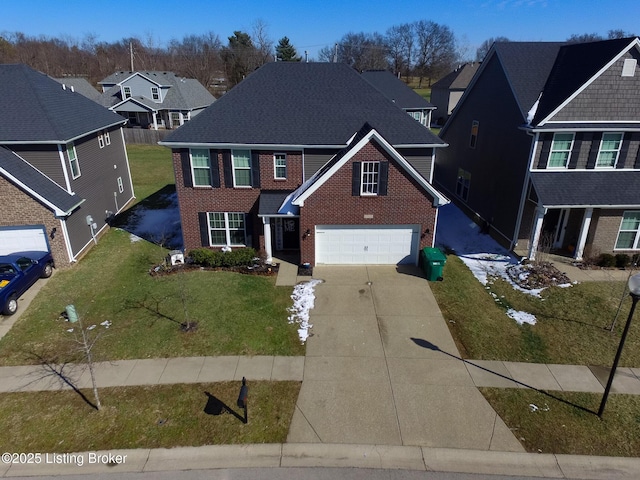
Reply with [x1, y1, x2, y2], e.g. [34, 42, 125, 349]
[0, 356, 304, 393]
[3, 443, 640, 479]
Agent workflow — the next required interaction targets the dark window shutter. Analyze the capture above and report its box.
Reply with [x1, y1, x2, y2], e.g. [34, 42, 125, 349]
[209, 149, 220, 187]
[586, 132, 602, 169]
[567, 133, 582, 169]
[251, 152, 261, 188]
[378, 161, 389, 196]
[180, 149, 193, 187]
[616, 133, 629, 169]
[244, 213, 253, 247]
[198, 212, 210, 246]
[635, 136, 640, 169]
[352, 162, 361, 196]
[537, 135, 551, 169]
[223, 151, 233, 187]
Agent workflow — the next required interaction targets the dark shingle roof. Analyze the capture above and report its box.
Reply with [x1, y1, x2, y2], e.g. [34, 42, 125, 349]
[0, 147, 84, 214]
[53, 77, 102, 102]
[531, 170, 640, 207]
[493, 42, 565, 119]
[0, 64, 126, 143]
[532, 38, 637, 124]
[361, 70, 434, 110]
[163, 63, 444, 147]
[258, 190, 296, 215]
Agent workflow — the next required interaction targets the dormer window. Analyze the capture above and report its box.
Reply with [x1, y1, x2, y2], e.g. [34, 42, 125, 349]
[123, 86, 132, 99]
[151, 87, 160, 101]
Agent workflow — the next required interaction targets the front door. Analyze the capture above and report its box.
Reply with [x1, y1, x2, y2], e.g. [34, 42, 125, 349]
[275, 218, 299, 250]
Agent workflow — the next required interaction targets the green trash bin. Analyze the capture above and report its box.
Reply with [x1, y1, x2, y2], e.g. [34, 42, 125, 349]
[421, 247, 446, 281]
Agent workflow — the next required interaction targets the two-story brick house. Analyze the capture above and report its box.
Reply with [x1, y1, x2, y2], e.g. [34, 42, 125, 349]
[0, 64, 135, 266]
[161, 62, 449, 266]
[435, 37, 640, 261]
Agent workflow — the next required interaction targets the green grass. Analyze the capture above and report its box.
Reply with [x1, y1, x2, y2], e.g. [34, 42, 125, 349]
[126, 144, 174, 203]
[0, 381, 300, 452]
[430, 255, 640, 366]
[481, 388, 640, 456]
[0, 229, 304, 366]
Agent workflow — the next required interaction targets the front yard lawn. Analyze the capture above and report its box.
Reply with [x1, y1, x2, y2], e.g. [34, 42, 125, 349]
[430, 255, 640, 367]
[0, 228, 304, 366]
[0, 381, 300, 452]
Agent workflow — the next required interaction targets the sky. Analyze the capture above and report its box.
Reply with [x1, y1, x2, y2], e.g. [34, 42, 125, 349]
[3, 0, 639, 60]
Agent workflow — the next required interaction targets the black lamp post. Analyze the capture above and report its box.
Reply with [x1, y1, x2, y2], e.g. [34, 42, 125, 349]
[598, 273, 640, 418]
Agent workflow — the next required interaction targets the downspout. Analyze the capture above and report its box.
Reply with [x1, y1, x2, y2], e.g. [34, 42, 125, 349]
[59, 218, 76, 263]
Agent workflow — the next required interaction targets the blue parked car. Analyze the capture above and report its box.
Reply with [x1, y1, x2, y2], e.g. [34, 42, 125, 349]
[0, 251, 54, 316]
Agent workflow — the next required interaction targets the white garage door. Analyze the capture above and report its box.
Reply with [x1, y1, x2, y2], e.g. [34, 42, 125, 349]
[315, 225, 419, 265]
[0, 226, 49, 255]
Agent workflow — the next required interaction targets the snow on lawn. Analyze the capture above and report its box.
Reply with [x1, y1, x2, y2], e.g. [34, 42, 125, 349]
[435, 204, 543, 325]
[288, 279, 322, 343]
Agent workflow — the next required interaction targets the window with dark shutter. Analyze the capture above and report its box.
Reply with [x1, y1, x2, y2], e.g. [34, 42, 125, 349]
[352, 162, 361, 196]
[378, 161, 388, 196]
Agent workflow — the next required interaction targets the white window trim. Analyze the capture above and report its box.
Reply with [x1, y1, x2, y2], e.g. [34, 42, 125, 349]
[67, 143, 80, 179]
[151, 87, 160, 101]
[595, 132, 623, 169]
[615, 211, 640, 251]
[123, 86, 132, 99]
[232, 149, 252, 188]
[456, 168, 471, 201]
[117, 176, 124, 194]
[208, 212, 247, 246]
[190, 149, 212, 187]
[98, 134, 105, 149]
[470, 120, 479, 149]
[104, 131, 111, 145]
[360, 161, 380, 196]
[274, 153, 287, 180]
[548, 132, 574, 169]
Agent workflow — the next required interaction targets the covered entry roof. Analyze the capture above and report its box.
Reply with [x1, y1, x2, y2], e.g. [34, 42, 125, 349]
[530, 170, 640, 207]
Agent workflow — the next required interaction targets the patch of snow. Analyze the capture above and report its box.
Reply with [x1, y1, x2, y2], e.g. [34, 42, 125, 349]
[100, 320, 112, 328]
[129, 233, 143, 243]
[287, 279, 322, 343]
[506, 308, 537, 325]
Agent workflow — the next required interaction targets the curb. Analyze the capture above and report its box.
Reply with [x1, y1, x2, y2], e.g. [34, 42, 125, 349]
[2, 444, 640, 479]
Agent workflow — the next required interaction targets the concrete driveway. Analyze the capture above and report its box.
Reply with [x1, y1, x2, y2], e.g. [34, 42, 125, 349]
[287, 265, 524, 451]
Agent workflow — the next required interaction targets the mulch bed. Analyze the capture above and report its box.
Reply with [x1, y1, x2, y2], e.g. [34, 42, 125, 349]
[506, 261, 571, 290]
[149, 261, 279, 277]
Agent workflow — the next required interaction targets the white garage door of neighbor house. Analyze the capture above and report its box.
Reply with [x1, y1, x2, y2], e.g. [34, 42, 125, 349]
[0, 226, 49, 255]
[315, 225, 420, 265]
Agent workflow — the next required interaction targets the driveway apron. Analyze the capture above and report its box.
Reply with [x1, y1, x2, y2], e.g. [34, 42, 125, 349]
[287, 265, 523, 451]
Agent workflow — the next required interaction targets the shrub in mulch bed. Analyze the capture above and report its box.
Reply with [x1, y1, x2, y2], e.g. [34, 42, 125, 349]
[149, 247, 279, 277]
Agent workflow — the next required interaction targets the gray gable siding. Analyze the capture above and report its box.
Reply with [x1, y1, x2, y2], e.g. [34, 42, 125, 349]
[547, 50, 640, 122]
[11, 145, 66, 188]
[436, 53, 532, 242]
[121, 74, 162, 101]
[397, 148, 434, 181]
[303, 149, 339, 181]
[64, 128, 133, 257]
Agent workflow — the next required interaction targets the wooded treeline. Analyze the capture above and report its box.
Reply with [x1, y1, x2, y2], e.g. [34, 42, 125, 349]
[0, 22, 635, 92]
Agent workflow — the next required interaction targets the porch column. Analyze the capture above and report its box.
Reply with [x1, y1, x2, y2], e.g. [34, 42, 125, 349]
[528, 205, 546, 261]
[574, 208, 593, 261]
[152, 112, 158, 130]
[262, 217, 273, 263]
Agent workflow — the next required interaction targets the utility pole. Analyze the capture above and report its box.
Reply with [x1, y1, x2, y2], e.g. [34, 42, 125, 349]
[333, 43, 338, 63]
[130, 42, 134, 71]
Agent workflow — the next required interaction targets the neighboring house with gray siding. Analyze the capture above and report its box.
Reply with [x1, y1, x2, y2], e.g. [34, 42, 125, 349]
[430, 63, 480, 125]
[0, 64, 135, 267]
[435, 37, 640, 262]
[161, 62, 449, 267]
[98, 71, 215, 130]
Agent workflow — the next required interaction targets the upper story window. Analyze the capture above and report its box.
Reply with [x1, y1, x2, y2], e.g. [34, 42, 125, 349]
[98, 134, 105, 149]
[97, 130, 111, 149]
[190, 149, 211, 186]
[123, 86, 132, 99]
[274, 153, 287, 179]
[232, 149, 252, 187]
[596, 133, 623, 168]
[151, 87, 160, 101]
[548, 133, 574, 168]
[469, 121, 479, 149]
[104, 130, 110, 145]
[361, 161, 380, 195]
[622, 58, 637, 77]
[67, 143, 80, 179]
